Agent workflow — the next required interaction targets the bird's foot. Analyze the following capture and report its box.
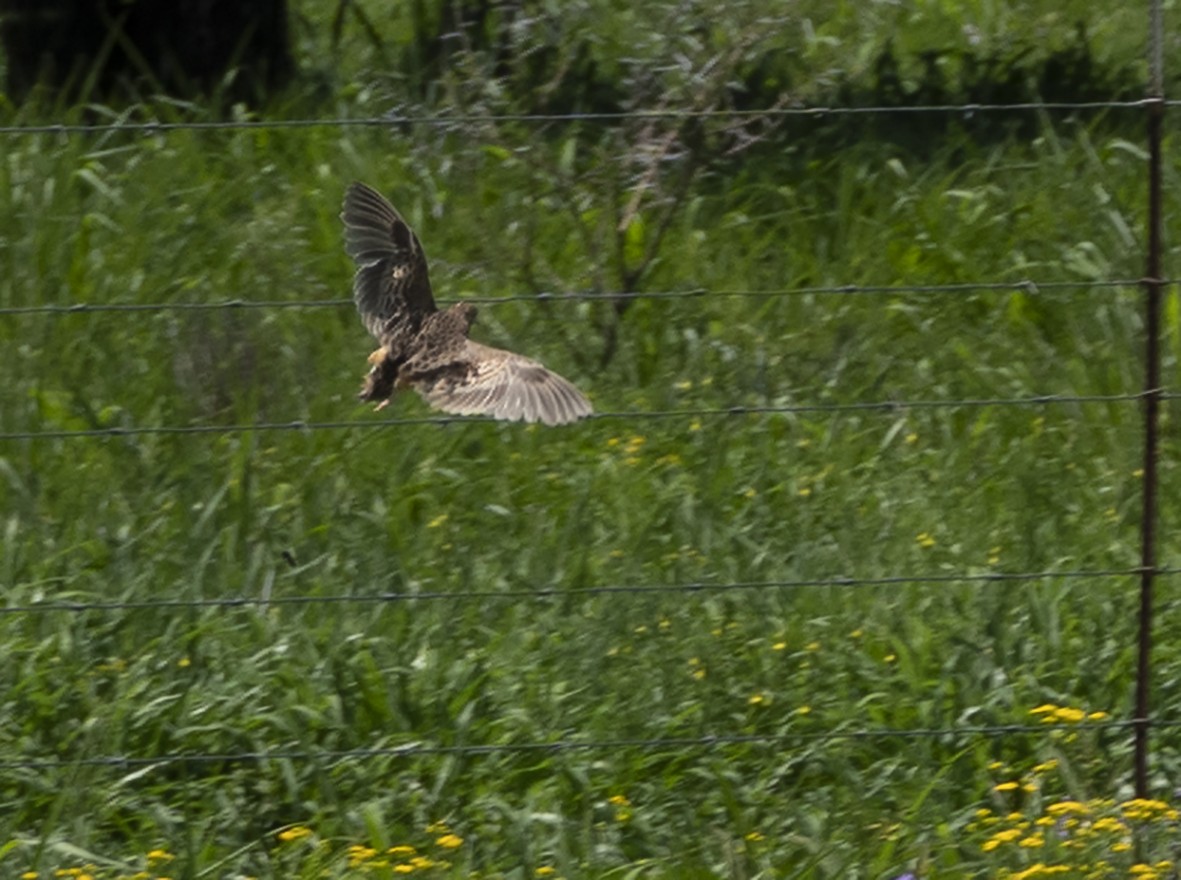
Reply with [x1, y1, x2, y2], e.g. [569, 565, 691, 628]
[373, 399, 390, 412]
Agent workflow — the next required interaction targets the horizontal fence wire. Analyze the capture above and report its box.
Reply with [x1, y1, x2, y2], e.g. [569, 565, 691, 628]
[0, 719, 1166, 771]
[0, 99, 1165, 137]
[4, 567, 1168, 616]
[0, 279, 1156, 317]
[0, 394, 1152, 442]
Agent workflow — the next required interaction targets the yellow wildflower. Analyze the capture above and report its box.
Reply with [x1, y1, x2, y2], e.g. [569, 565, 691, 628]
[993, 781, 1020, 792]
[435, 834, 463, 849]
[1091, 816, 1127, 834]
[608, 794, 631, 807]
[388, 845, 416, 856]
[536, 868, 557, 877]
[277, 826, 313, 842]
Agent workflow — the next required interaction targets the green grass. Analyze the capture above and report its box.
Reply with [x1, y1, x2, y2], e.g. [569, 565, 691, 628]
[6, 5, 1181, 879]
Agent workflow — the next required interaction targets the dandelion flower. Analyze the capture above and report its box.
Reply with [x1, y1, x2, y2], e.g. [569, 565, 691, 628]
[435, 834, 463, 849]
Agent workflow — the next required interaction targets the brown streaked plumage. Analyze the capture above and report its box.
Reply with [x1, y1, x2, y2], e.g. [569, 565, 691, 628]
[340, 181, 593, 426]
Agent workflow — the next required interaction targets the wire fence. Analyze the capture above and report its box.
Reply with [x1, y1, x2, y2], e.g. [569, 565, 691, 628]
[0, 393, 1154, 442]
[0, 719, 1158, 772]
[0, 98, 1169, 138]
[0, 13, 1173, 830]
[3, 567, 1167, 616]
[0, 278, 1157, 317]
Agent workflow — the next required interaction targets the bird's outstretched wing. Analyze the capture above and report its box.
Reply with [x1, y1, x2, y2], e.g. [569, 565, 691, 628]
[340, 182, 437, 340]
[413, 340, 593, 426]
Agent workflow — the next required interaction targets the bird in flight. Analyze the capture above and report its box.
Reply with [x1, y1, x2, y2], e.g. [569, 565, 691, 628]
[340, 181, 593, 426]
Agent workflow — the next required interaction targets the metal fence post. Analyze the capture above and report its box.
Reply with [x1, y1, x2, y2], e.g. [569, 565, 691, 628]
[1135, 0, 1165, 800]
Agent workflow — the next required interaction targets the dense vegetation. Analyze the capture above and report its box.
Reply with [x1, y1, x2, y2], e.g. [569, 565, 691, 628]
[3, 1, 1181, 878]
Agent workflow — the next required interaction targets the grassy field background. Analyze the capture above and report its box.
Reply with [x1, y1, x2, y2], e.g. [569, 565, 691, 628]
[4, 1, 1181, 878]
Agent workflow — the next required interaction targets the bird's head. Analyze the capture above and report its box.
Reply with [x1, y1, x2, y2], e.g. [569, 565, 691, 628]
[453, 301, 478, 328]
